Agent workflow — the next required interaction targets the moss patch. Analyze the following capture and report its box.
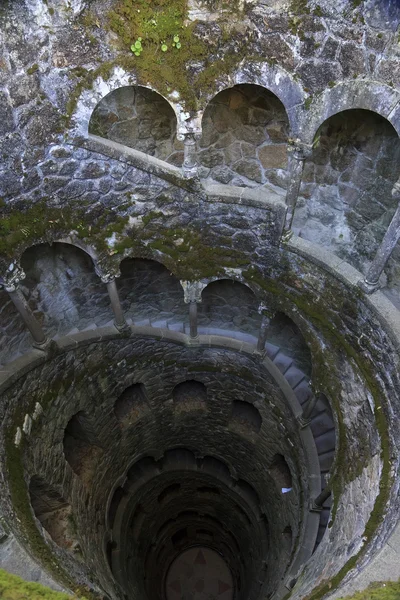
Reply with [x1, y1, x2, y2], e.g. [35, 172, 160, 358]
[73, 0, 263, 112]
[339, 580, 400, 600]
[0, 569, 85, 600]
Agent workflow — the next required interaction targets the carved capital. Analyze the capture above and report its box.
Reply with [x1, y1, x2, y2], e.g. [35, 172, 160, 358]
[288, 138, 313, 161]
[95, 264, 120, 284]
[392, 178, 400, 201]
[180, 280, 206, 304]
[2, 264, 26, 292]
[257, 303, 275, 319]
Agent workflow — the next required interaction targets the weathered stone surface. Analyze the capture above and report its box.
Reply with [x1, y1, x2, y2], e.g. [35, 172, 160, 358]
[258, 145, 288, 169]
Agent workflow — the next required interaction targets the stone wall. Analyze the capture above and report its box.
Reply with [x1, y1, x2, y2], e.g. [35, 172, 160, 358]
[199, 85, 289, 189]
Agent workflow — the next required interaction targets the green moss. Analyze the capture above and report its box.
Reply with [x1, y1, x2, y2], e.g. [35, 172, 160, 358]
[0, 202, 130, 260]
[26, 64, 39, 75]
[339, 580, 400, 599]
[304, 96, 312, 110]
[0, 569, 85, 600]
[68, 0, 265, 113]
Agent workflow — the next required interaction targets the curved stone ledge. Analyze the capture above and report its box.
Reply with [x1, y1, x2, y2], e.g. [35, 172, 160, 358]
[287, 236, 400, 351]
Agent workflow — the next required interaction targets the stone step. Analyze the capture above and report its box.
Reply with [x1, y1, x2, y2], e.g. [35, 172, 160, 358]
[284, 365, 306, 389]
[133, 318, 151, 326]
[293, 380, 313, 405]
[265, 343, 280, 361]
[310, 411, 335, 438]
[167, 321, 185, 333]
[273, 352, 293, 375]
[314, 430, 336, 455]
[318, 450, 335, 472]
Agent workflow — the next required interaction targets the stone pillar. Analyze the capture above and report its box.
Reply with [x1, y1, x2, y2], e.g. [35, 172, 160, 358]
[256, 304, 274, 353]
[181, 280, 206, 340]
[310, 487, 331, 512]
[96, 267, 129, 333]
[360, 179, 400, 293]
[189, 301, 198, 339]
[282, 140, 313, 238]
[2, 265, 51, 350]
[179, 131, 201, 179]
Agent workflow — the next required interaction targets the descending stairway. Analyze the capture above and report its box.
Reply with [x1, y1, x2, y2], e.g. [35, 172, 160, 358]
[265, 342, 335, 547]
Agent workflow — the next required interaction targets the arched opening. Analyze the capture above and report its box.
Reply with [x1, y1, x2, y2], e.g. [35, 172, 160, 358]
[20, 242, 111, 338]
[89, 86, 182, 166]
[268, 454, 292, 491]
[172, 380, 207, 413]
[230, 400, 262, 435]
[108, 487, 126, 529]
[200, 84, 289, 189]
[198, 279, 261, 340]
[292, 109, 400, 301]
[29, 475, 76, 551]
[117, 258, 187, 329]
[0, 288, 30, 366]
[267, 312, 312, 377]
[114, 383, 150, 426]
[63, 411, 104, 483]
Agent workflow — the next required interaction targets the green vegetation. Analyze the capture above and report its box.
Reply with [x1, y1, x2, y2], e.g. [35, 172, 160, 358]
[339, 580, 400, 599]
[72, 0, 264, 112]
[0, 569, 85, 599]
[26, 64, 39, 75]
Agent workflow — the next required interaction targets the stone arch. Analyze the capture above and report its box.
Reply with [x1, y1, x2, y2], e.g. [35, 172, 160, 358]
[20, 242, 111, 338]
[230, 400, 262, 435]
[172, 380, 207, 414]
[117, 257, 187, 328]
[63, 411, 104, 483]
[108, 487, 126, 530]
[67, 66, 186, 140]
[0, 286, 31, 366]
[199, 83, 290, 189]
[198, 278, 261, 339]
[200, 62, 305, 134]
[301, 81, 400, 144]
[114, 383, 150, 427]
[268, 454, 292, 491]
[29, 475, 77, 550]
[268, 311, 312, 377]
[292, 108, 400, 291]
[89, 85, 183, 166]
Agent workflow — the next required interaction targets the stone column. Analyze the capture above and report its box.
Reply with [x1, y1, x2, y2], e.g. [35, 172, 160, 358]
[179, 131, 201, 179]
[256, 304, 274, 353]
[189, 301, 198, 339]
[360, 178, 400, 293]
[181, 280, 206, 340]
[282, 140, 313, 238]
[96, 267, 129, 333]
[2, 266, 51, 350]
